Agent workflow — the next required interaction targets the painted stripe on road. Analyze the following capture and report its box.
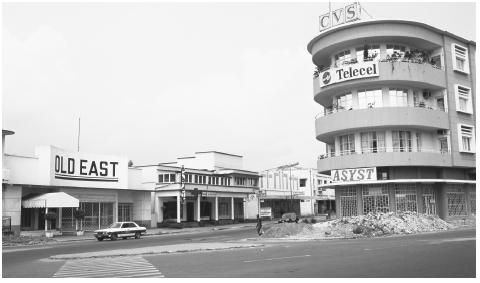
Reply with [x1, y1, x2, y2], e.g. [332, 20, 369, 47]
[243, 255, 311, 263]
[53, 256, 164, 278]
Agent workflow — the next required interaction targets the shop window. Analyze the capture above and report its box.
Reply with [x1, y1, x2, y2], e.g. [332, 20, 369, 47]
[447, 192, 467, 216]
[457, 124, 475, 153]
[218, 200, 230, 219]
[362, 187, 390, 214]
[452, 43, 469, 74]
[392, 131, 412, 152]
[299, 179, 307, 187]
[118, 203, 133, 222]
[340, 187, 358, 216]
[360, 131, 385, 153]
[395, 185, 417, 213]
[388, 88, 408, 107]
[358, 89, 383, 109]
[454, 85, 473, 114]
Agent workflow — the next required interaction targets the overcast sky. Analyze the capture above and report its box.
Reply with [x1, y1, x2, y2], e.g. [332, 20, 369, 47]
[2, 1, 476, 171]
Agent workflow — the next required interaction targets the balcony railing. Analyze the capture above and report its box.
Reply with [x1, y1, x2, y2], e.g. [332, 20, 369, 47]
[313, 54, 444, 78]
[318, 147, 450, 159]
[315, 103, 446, 119]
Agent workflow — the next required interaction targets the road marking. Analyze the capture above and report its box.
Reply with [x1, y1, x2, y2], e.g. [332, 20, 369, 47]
[53, 256, 164, 278]
[243, 255, 311, 263]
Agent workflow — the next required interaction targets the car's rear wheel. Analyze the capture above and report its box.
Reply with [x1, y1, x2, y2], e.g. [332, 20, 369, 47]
[110, 233, 118, 241]
[97, 238, 103, 241]
[135, 232, 141, 239]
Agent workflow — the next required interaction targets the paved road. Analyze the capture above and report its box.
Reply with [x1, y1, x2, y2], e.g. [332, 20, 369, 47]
[3, 227, 475, 278]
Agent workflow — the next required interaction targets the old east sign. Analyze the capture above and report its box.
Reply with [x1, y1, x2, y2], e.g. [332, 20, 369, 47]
[320, 61, 379, 88]
[331, 167, 377, 184]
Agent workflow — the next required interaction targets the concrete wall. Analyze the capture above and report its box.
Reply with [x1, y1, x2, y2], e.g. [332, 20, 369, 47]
[133, 191, 152, 227]
[4, 155, 41, 185]
[2, 185, 22, 235]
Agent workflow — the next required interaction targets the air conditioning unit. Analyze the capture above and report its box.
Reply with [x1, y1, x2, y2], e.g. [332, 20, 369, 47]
[437, 130, 448, 135]
[422, 90, 431, 99]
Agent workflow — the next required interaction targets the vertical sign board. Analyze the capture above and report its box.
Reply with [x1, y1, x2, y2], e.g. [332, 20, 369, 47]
[45, 146, 128, 189]
[260, 207, 272, 218]
[331, 167, 377, 184]
[319, 2, 360, 32]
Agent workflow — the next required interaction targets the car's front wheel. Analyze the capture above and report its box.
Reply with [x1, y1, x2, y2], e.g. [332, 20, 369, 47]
[110, 233, 118, 241]
[135, 232, 141, 239]
[97, 238, 103, 241]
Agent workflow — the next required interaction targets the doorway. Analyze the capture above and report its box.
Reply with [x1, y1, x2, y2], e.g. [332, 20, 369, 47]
[187, 202, 194, 221]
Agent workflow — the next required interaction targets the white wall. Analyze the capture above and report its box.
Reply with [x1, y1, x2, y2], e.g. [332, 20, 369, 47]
[4, 155, 41, 185]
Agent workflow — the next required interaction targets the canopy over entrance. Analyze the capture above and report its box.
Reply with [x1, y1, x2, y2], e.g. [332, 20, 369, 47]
[22, 192, 79, 208]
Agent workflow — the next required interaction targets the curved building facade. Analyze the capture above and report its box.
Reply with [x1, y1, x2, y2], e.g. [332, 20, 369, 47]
[308, 20, 476, 222]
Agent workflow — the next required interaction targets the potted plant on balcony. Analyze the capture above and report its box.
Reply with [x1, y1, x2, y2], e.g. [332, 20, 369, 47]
[74, 209, 86, 236]
[44, 212, 57, 238]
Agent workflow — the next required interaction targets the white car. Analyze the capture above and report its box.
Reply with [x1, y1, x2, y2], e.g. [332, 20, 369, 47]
[94, 222, 147, 241]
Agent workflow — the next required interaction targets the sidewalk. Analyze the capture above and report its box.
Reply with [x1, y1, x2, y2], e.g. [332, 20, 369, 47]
[3, 221, 276, 247]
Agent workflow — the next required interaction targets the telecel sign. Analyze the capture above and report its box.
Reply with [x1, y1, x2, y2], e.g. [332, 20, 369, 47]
[319, 2, 360, 32]
[331, 167, 377, 184]
[319, 61, 379, 88]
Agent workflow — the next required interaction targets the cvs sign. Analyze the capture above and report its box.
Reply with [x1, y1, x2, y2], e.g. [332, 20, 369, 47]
[331, 167, 377, 184]
[319, 2, 360, 32]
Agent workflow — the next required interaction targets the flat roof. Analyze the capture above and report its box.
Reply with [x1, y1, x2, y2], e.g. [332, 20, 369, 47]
[307, 19, 476, 53]
[195, 151, 243, 158]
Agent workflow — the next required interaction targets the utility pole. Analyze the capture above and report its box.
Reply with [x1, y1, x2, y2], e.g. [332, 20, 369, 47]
[77, 117, 81, 152]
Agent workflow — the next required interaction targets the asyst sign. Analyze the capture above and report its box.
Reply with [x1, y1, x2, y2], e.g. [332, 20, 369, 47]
[320, 61, 379, 88]
[331, 167, 377, 184]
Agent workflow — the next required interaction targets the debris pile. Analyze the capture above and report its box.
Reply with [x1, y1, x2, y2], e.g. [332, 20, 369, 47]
[326, 211, 454, 237]
[262, 223, 313, 238]
[263, 212, 454, 239]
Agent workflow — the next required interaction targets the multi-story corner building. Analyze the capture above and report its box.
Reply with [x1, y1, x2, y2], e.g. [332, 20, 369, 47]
[308, 19, 476, 222]
[137, 151, 261, 226]
[258, 166, 333, 218]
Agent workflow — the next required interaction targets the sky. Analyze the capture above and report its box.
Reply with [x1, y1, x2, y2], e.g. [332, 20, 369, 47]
[2, 1, 476, 171]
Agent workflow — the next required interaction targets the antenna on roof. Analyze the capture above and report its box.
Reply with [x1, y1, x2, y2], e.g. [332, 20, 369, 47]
[358, 2, 374, 19]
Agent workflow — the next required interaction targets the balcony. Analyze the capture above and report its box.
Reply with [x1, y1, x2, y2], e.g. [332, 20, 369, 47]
[317, 147, 452, 173]
[313, 59, 446, 105]
[315, 106, 449, 142]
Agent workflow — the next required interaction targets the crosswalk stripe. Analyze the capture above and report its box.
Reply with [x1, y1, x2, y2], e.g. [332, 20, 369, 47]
[53, 256, 164, 278]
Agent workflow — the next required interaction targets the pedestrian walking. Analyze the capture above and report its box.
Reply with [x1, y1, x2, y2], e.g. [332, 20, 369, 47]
[256, 214, 263, 236]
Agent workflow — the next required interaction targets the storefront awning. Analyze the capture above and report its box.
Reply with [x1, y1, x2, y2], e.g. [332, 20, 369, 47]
[22, 192, 80, 208]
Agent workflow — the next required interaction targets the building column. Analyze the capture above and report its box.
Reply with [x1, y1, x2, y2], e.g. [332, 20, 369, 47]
[197, 194, 201, 222]
[243, 197, 247, 220]
[231, 197, 235, 220]
[158, 198, 164, 223]
[176, 193, 181, 223]
[45, 207, 48, 232]
[58, 208, 62, 230]
[215, 196, 219, 221]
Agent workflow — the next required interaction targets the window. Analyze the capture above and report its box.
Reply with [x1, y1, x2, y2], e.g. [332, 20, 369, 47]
[416, 132, 422, 152]
[386, 44, 406, 58]
[334, 49, 351, 66]
[358, 45, 380, 61]
[339, 134, 355, 155]
[299, 179, 307, 187]
[455, 85, 473, 114]
[358, 89, 383, 109]
[392, 131, 412, 152]
[458, 124, 475, 153]
[170, 174, 176, 183]
[452, 44, 469, 74]
[389, 88, 408, 107]
[361, 132, 385, 153]
[158, 175, 164, 183]
[118, 203, 133, 222]
[337, 93, 353, 110]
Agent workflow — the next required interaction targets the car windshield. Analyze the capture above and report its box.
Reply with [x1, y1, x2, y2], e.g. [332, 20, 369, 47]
[109, 223, 122, 228]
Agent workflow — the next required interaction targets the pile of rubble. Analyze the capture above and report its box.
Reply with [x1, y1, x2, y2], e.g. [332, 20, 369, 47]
[263, 212, 454, 239]
[262, 223, 314, 238]
[326, 211, 454, 237]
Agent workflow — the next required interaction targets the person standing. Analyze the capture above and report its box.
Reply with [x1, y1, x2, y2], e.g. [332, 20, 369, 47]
[256, 214, 263, 236]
